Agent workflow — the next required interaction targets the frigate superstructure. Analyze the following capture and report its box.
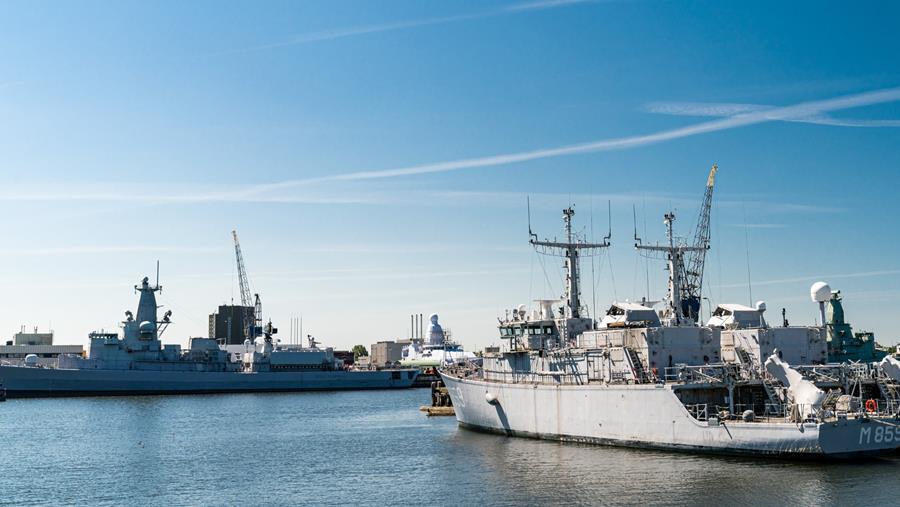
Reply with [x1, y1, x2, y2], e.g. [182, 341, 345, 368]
[442, 167, 900, 458]
[0, 277, 417, 397]
[810, 282, 890, 363]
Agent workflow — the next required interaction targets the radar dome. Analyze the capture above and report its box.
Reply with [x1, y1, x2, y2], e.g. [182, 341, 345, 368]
[429, 313, 439, 324]
[24, 354, 39, 367]
[754, 301, 767, 312]
[810, 282, 831, 303]
[139, 321, 155, 334]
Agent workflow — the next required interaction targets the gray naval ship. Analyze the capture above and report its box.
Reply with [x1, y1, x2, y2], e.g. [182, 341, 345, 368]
[0, 277, 417, 397]
[442, 167, 900, 458]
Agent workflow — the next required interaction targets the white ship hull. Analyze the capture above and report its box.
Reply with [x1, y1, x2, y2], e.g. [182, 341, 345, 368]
[0, 365, 417, 398]
[441, 372, 900, 458]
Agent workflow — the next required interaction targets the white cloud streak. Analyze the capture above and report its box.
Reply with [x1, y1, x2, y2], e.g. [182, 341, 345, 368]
[716, 269, 900, 289]
[0, 245, 223, 256]
[725, 223, 788, 229]
[232, 0, 590, 52]
[3, 87, 898, 208]
[644, 100, 900, 128]
[0, 190, 383, 205]
[239, 86, 900, 194]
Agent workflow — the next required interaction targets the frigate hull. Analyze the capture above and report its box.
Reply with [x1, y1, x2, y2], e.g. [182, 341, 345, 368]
[441, 372, 900, 459]
[0, 365, 417, 398]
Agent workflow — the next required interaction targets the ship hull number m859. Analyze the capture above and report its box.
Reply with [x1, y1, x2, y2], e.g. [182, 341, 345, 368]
[859, 425, 900, 445]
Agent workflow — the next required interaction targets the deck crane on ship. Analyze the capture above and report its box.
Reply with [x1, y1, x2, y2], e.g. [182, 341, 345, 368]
[681, 164, 718, 323]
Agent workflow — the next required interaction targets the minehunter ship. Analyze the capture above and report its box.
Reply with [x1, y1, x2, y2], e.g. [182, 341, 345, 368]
[0, 277, 417, 398]
[442, 167, 900, 458]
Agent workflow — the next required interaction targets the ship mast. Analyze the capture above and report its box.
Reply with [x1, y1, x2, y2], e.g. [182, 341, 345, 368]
[530, 205, 610, 320]
[635, 212, 705, 326]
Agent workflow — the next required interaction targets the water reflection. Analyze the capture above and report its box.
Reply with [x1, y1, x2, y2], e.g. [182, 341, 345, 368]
[0, 391, 897, 506]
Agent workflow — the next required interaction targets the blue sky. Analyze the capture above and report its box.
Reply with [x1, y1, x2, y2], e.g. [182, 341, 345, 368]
[1, 0, 899, 350]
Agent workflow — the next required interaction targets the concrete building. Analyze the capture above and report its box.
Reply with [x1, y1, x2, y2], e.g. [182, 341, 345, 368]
[0, 344, 84, 367]
[208, 305, 255, 345]
[13, 327, 53, 346]
[370, 341, 405, 367]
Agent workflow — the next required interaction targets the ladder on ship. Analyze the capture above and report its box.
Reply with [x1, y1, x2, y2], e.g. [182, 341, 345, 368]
[624, 347, 648, 384]
[736, 348, 753, 367]
[878, 382, 900, 413]
[761, 380, 784, 416]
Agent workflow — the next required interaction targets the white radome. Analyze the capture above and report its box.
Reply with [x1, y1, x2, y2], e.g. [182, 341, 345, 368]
[810, 281, 831, 303]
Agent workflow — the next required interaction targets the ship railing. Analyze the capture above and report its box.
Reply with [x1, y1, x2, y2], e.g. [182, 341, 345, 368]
[480, 368, 587, 385]
[663, 365, 727, 385]
[793, 365, 843, 384]
[705, 403, 790, 423]
[709, 400, 900, 424]
[865, 398, 900, 417]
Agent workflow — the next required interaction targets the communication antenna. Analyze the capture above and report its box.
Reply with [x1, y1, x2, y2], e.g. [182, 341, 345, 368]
[632, 204, 638, 244]
[527, 195, 533, 237]
[605, 200, 612, 244]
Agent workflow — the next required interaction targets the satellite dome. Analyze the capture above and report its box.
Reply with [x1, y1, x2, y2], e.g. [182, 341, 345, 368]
[754, 301, 767, 312]
[24, 354, 39, 367]
[810, 282, 831, 303]
[139, 321, 155, 334]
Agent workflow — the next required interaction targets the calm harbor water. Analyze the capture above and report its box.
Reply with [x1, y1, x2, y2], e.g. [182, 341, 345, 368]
[1, 389, 898, 506]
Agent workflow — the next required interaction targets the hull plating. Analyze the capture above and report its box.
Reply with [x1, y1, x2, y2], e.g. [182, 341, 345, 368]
[0, 365, 417, 398]
[441, 372, 900, 458]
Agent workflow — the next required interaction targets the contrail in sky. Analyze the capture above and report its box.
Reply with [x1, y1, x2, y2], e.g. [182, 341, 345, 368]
[644, 101, 900, 128]
[241, 86, 900, 195]
[716, 269, 900, 289]
[235, 0, 590, 52]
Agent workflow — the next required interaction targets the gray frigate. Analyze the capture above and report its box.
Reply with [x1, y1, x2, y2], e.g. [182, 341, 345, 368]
[0, 276, 417, 397]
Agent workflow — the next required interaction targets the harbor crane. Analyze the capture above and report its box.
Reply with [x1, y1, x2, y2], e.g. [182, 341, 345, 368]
[681, 164, 717, 323]
[232, 230, 262, 342]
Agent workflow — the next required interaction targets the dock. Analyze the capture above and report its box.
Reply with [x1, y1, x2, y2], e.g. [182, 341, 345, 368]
[420, 380, 454, 416]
